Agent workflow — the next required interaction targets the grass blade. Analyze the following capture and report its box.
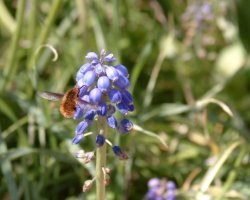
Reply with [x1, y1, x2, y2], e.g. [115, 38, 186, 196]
[200, 141, 242, 193]
[0, 134, 18, 200]
[130, 42, 152, 93]
[140, 103, 191, 121]
[1, 0, 25, 90]
[0, 98, 17, 121]
[0, 0, 16, 33]
[133, 124, 168, 149]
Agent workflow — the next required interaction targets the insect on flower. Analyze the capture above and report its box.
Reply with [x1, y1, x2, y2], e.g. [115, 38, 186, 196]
[38, 49, 134, 146]
[38, 86, 96, 118]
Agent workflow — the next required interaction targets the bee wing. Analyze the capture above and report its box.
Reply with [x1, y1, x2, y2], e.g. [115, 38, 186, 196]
[78, 99, 98, 109]
[37, 91, 64, 101]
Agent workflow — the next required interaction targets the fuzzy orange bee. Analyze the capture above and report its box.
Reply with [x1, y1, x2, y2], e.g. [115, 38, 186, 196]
[38, 86, 93, 118]
[59, 87, 79, 118]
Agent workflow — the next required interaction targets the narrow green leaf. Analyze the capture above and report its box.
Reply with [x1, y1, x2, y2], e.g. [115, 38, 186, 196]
[0, 98, 17, 121]
[215, 146, 247, 200]
[0, 134, 18, 200]
[143, 51, 165, 109]
[200, 141, 242, 193]
[130, 42, 152, 93]
[133, 124, 168, 149]
[1, 0, 26, 90]
[140, 103, 191, 121]
[0, 0, 16, 33]
[2, 116, 28, 139]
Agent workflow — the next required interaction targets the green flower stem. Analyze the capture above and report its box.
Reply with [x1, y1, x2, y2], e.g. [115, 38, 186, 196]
[96, 117, 108, 200]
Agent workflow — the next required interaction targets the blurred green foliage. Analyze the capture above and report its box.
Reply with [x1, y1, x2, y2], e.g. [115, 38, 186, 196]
[1, 0, 250, 199]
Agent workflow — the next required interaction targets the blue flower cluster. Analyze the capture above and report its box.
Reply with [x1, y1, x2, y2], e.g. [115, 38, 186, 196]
[72, 50, 134, 147]
[146, 178, 176, 200]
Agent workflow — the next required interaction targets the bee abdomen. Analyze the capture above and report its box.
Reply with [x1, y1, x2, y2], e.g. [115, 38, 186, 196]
[60, 87, 79, 118]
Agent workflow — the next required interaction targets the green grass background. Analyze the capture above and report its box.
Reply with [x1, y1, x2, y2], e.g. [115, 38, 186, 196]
[1, 0, 250, 199]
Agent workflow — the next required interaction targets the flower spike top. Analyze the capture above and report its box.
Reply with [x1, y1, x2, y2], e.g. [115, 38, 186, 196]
[72, 49, 134, 145]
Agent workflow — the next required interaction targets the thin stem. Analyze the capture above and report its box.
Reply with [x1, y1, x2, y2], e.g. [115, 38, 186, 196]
[96, 117, 108, 200]
[27, 0, 62, 70]
[0, 0, 16, 33]
[36, 0, 62, 49]
[105, 139, 113, 147]
[27, 0, 37, 56]
[143, 51, 165, 109]
[2, 116, 28, 139]
[83, 131, 93, 137]
[1, 0, 26, 90]
[215, 146, 246, 200]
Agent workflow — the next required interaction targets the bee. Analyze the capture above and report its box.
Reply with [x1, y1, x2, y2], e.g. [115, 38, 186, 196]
[38, 86, 93, 118]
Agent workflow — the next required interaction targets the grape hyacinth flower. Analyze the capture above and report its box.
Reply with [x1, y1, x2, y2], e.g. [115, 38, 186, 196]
[72, 49, 134, 199]
[39, 49, 133, 199]
[146, 178, 177, 200]
[96, 134, 105, 147]
[112, 146, 129, 160]
[166, 181, 176, 200]
[71, 49, 134, 145]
